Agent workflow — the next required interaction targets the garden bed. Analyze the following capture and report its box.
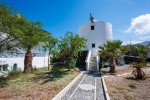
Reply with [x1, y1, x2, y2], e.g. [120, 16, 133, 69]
[0, 66, 79, 100]
[103, 66, 150, 100]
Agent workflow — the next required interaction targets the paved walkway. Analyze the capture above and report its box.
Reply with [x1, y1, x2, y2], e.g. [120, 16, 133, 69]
[61, 71, 105, 100]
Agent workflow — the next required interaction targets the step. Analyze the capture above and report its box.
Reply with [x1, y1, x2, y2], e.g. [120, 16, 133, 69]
[90, 59, 96, 61]
[89, 64, 96, 66]
[90, 60, 96, 63]
[89, 67, 97, 70]
[90, 58, 96, 60]
[89, 65, 97, 68]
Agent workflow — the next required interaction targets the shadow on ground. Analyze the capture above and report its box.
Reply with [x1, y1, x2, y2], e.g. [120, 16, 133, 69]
[0, 78, 8, 88]
[86, 71, 101, 77]
[32, 65, 69, 84]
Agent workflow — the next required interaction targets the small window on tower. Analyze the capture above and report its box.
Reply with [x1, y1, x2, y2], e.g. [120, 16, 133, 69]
[92, 43, 95, 48]
[91, 25, 94, 30]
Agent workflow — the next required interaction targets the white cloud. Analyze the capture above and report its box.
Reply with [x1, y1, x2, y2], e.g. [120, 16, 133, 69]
[139, 36, 150, 40]
[126, 14, 150, 34]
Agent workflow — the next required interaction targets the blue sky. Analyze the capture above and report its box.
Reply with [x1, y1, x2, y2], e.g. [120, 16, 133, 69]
[1, 0, 150, 44]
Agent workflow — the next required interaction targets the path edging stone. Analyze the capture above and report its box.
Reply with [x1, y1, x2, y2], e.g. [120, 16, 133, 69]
[101, 76, 110, 100]
[52, 71, 84, 100]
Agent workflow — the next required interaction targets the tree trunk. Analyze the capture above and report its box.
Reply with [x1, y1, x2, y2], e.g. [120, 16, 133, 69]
[137, 68, 142, 79]
[48, 54, 51, 70]
[109, 57, 116, 73]
[24, 51, 33, 73]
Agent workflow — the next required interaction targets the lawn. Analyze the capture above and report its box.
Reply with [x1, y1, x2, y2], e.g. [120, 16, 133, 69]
[0, 65, 80, 100]
[103, 66, 150, 100]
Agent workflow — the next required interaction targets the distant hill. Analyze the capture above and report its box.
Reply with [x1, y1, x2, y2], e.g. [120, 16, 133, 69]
[137, 41, 150, 45]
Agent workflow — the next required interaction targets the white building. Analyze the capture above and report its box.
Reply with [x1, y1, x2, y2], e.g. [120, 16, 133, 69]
[0, 50, 48, 72]
[78, 14, 112, 71]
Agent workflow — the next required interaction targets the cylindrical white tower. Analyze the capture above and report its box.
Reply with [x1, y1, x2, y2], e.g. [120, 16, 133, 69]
[78, 20, 113, 56]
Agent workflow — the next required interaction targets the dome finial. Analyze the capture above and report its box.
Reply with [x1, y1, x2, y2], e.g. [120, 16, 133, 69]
[90, 13, 94, 23]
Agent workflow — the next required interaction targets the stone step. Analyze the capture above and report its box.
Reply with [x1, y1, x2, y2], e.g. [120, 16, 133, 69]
[89, 61, 97, 64]
[89, 65, 97, 68]
[90, 64, 96, 66]
[89, 56, 97, 71]
[90, 59, 96, 61]
[90, 58, 96, 60]
[90, 61, 96, 63]
[89, 67, 97, 70]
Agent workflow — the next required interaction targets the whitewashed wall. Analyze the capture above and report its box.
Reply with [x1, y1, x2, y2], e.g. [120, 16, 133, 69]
[78, 20, 112, 56]
[0, 56, 48, 71]
[147, 52, 150, 58]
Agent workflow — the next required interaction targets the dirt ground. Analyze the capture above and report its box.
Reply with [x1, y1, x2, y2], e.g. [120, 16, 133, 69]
[104, 66, 150, 100]
[0, 67, 79, 100]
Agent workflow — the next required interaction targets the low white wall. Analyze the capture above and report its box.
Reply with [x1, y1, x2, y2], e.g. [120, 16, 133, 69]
[147, 52, 150, 58]
[0, 56, 48, 71]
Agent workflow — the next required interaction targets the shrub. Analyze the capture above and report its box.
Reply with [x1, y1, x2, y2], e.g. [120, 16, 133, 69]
[69, 59, 76, 69]
[128, 82, 137, 89]
[0, 78, 7, 87]
[9, 63, 22, 76]
[131, 62, 146, 79]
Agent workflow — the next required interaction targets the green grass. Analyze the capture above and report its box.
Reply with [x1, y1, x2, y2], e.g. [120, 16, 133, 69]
[1, 65, 79, 92]
[0, 78, 8, 87]
[128, 82, 137, 89]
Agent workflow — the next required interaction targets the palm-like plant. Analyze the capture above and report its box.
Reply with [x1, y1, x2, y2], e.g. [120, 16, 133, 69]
[98, 40, 122, 73]
[136, 44, 150, 63]
[131, 62, 146, 79]
[131, 44, 150, 79]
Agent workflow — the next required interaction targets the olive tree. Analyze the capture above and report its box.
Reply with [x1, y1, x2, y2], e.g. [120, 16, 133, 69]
[42, 34, 58, 70]
[58, 32, 86, 68]
[0, 2, 19, 52]
[14, 16, 49, 73]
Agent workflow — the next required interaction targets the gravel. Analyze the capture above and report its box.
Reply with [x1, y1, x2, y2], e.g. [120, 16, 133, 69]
[96, 77, 105, 100]
[61, 71, 105, 100]
[61, 73, 86, 100]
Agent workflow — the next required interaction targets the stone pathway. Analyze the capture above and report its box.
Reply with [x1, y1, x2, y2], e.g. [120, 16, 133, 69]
[61, 71, 105, 100]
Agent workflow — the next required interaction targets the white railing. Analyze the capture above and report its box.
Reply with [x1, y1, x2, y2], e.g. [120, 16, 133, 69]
[85, 50, 91, 71]
[96, 56, 99, 71]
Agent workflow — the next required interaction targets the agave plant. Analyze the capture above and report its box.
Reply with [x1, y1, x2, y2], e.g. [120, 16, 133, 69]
[131, 62, 146, 79]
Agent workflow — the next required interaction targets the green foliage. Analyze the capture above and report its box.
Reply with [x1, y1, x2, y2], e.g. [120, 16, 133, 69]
[0, 78, 7, 87]
[122, 44, 150, 62]
[120, 45, 130, 55]
[128, 82, 137, 89]
[130, 50, 146, 79]
[131, 62, 145, 69]
[135, 44, 150, 62]
[58, 32, 86, 67]
[98, 40, 122, 73]
[69, 59, 76, 69]
[9, 64, 22, 76]
[14, 18, 49, 52]
[98, 40, 122, 58]
[42, 34, 58, 67]
[42, 34, 58, 53]
[131, 62, 146, 79]
[0, 2, 20, 52]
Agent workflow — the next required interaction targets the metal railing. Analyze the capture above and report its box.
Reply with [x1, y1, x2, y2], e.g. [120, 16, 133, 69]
[96, 56, 99, 71]
[85, 50, 91, 71]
